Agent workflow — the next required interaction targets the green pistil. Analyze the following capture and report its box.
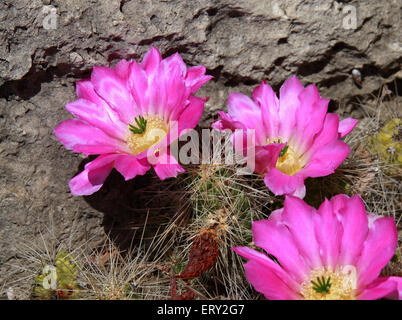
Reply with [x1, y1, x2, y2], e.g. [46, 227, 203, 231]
[272, 139, 289, 158]
[311, 276, 332, 294]
[129, 115, 147, 134]
[279, 144, 289, 157]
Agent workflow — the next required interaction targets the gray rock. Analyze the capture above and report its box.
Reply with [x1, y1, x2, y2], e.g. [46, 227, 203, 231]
[1, 0, 400, 105]
[0, 0, 401, 296]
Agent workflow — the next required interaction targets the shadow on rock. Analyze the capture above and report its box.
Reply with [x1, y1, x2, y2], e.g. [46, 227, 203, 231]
[79, 158, 190, 253]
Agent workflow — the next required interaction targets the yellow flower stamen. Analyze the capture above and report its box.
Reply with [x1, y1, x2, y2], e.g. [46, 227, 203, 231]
[127, 116, 168, 155]
[276, 145, 303, 176]
[267, 137, 304, 176]
[300, 267, 356, 300]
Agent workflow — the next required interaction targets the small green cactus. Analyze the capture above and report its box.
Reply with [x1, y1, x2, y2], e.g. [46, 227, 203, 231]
[367, 118, 402, 174]
[34, 252, 80, 299]
[187, 164, 275, 249]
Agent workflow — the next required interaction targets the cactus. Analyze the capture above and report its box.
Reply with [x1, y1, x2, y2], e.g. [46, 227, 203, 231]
[188, 164, 256, 244]
[177, 163, 277, 298]
[34, 252, 80, 299]
[367, 118, 402, 174]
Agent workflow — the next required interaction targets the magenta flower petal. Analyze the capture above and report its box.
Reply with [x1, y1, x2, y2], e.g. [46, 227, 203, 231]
[76, 80, 110, 107]
[338, 117, 359, 138]
[357, 277, 398, 300]
[158, 59, 190, 121]
[233, 246, 301, 298]
[293, 85, 328, 153]
[356, 216, 398, 291]
[69, 154, 151, 195]
[314, 199, 342, 269]
[268, 208, 284, 222]
[243, 259, 300, 300]
[65, 98, 127, 141]
[91, 66, 137, 124]
[263, 168, 305, 198]
[178, 96, 205, 134]
[75, 80, 128, 131]
[234, 194, 401, 300]
[211, 111, 244, 131]
[114, 155, 151, 181]
[140, 46, 162, 76]
[281, 196, 322, 269]
[303, 113, 341, 158]
[252, 81, 280, 139]
[227, 93, 266, 145]
[385, 277, 402, 300]
[153, 153, 185, 180]
[164, 52, 187, 76]
[334, 195, 368, 266]
[113, 59, 131, 79]
[252, 219, 310, 283]
[233, 246, 277, 269]
[69, 154, 117, 196]
[128, 61, 150, 113]
[300, 140, 350, 178]
[212, 76, 357, 197]
[277, 76, 304, 140]
[55, 47, 211, 195]
[254, 144, 284, 174]
[54, 119, 130, 155]
[185, 65, 214, 94]
[329, 193, 350, 211]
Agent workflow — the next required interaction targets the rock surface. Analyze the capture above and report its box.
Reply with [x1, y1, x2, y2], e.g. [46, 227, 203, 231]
[0, 0, 401, 297]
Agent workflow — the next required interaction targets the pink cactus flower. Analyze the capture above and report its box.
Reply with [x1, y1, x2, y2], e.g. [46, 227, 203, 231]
[54, 47, 212, 195]
[233, 194, 402, 300]
[212, 76, 358, 198]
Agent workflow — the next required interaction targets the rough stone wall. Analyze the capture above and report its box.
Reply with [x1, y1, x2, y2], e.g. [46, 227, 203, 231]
[0, 0, 401, 295]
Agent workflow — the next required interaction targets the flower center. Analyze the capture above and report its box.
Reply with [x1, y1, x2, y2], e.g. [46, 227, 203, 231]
[276, 145, 303, 176]
[127, 116, 168, 155]
[267, 138, 303, 176]
[300, 267, 356, 300]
